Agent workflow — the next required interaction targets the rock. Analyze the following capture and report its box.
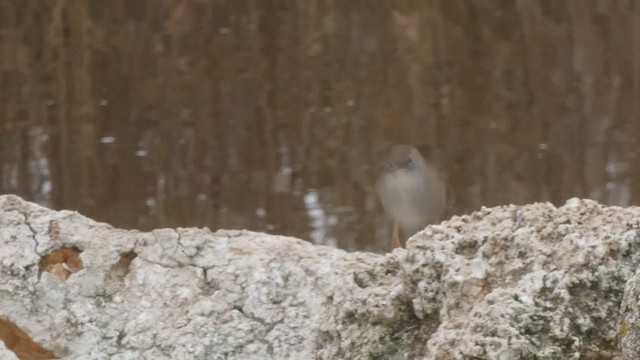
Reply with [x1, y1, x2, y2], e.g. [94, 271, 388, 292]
[0, 340, 19, 360]
[411, 198, 638, 359]
[618, 259, 640, 359]
[0, 194, 638, 359]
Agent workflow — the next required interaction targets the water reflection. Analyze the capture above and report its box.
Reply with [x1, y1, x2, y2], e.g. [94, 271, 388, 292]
[304, 190, 335, 247]
[2, 1, 640, 252]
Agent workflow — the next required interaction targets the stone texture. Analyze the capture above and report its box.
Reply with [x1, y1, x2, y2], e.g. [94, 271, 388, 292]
[411, 198, 638, 359]
[1, 195, 639, 359]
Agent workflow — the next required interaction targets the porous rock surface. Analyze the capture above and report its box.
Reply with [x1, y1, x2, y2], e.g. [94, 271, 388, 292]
[619, 257, 640, 359]
[1, 194, 639, 359]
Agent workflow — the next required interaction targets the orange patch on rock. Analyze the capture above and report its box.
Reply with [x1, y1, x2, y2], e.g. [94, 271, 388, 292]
[0, 318, 55, 359]
[38, 247, 83, 280]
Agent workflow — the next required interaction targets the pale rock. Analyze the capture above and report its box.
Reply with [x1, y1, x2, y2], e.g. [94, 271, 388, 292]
[1, 195, 639, 359]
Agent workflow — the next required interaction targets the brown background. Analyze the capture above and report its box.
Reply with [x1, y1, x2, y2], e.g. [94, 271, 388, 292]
[2, 1, 639, 252]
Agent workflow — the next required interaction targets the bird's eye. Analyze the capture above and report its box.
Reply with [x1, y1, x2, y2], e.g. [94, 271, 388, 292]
[403, 159, 414, 169]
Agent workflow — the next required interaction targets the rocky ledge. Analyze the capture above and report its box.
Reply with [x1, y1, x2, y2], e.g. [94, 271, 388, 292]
[1, 195, 639, 359]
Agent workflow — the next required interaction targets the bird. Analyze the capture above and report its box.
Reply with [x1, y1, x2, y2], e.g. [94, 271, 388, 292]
[376, 145, 446, 249]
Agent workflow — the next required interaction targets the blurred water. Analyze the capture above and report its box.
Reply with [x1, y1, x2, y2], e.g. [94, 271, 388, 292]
[2, 1, 640, 252]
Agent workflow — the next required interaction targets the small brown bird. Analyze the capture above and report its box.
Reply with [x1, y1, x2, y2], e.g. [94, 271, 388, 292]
[376, 145, 446, 249]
